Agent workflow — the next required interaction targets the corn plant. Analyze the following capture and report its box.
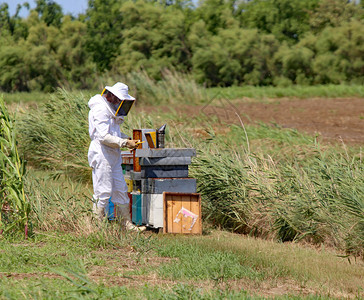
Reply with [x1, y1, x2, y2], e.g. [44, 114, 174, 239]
[0, 96, 30, 237]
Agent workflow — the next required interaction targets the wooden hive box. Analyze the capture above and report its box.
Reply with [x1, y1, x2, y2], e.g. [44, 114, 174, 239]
[163, 192, 202, 234]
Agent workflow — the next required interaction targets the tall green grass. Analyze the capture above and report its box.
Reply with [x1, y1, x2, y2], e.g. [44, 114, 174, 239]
[0, 97, 30, 237]
[25, 170, 92, 233]
[164, 112, 364, 257]
[189, 139, 364, 257]
[123, 69, 207, 105]
[19, 88, 91, 182]
[1, 91, 53, 104]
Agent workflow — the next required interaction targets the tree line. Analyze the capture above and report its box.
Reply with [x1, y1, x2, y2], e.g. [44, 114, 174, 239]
[0, 0, 363, 92]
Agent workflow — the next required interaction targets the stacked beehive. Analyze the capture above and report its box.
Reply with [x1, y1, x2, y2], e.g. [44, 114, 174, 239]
[121, 129, 201, 233]
[128, 129, 156, 226]
[136, 148, 197, 229]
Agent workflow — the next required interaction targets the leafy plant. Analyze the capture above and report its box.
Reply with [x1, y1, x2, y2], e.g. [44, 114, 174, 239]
[0, 96, 30, 237]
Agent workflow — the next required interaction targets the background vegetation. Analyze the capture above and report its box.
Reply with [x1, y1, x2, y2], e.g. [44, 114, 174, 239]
[0, 0, 363, 92]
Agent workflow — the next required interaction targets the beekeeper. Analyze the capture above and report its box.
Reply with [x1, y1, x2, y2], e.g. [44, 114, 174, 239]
[88, 82, 141, 230]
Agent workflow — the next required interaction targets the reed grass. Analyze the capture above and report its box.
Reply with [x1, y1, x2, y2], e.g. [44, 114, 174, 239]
[189, 141, 364, 257]
[18, 88, 91, 182]
[25, 170, 93, 234]
[123, 69, 207, 105]
[0, 97, 30, 237]
[1, 91, 53, 104]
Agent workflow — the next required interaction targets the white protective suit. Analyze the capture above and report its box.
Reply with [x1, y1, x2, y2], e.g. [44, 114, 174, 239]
[88, 94, 130, 211]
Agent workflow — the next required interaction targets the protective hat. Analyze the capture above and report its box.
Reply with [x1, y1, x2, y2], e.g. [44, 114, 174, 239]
[105, 82, 135, 101]
[103, 82, 135, 117]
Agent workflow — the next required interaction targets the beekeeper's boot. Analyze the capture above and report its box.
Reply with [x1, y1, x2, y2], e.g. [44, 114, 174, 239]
[92, 204, 106, 222]
[116, 204, 146, 232]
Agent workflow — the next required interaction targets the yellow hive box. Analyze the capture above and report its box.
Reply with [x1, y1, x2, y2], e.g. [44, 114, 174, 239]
[125, 178, 133, 193]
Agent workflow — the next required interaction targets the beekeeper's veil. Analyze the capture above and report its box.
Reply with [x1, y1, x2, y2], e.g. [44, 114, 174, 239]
[102, 82, 135, 117]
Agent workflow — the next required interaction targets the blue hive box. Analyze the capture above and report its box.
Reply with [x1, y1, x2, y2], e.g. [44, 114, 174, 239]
[132, 193, 143, 225]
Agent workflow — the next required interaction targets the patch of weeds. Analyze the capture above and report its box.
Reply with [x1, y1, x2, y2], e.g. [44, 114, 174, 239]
[0, 276, 133, 299]
[128, 232, 157, 263]
[155, 237, 264, 282]
[143, 283, 251, 299]
[0, 239, 85, 273]
[82, 252, 107, 268]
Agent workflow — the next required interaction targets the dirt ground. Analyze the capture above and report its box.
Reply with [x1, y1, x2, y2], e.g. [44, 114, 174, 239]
[144, 97, 364, 145]
[231, 97, 364, 144]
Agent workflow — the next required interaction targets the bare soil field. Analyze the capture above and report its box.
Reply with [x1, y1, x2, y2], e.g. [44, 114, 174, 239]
[232, 97, 364, 144]
[143, 97, 364, 145]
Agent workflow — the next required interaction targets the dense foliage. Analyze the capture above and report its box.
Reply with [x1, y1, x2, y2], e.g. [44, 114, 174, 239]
[0, 0, 363, 91]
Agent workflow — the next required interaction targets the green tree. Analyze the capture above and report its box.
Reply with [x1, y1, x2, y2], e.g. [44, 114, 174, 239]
[23, 15, 63, 91]
[309, 0, 364, 33]
[85, 0, 124, 71]
[0, 3, 12, 33]
[190, 24, 279, 86]
[0, 3, 29, 39]
[114, 0, 191, 78]
[273, 19, 364, 85]
[312, 20, 364, 84]
[194, 0, 236, 34]
[0, 44, 29, 92]
[239, 0, 319, 43]
[57, 16, 96, 89]
[35, 0, 63, 27]
[273, 43, 315, 85]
